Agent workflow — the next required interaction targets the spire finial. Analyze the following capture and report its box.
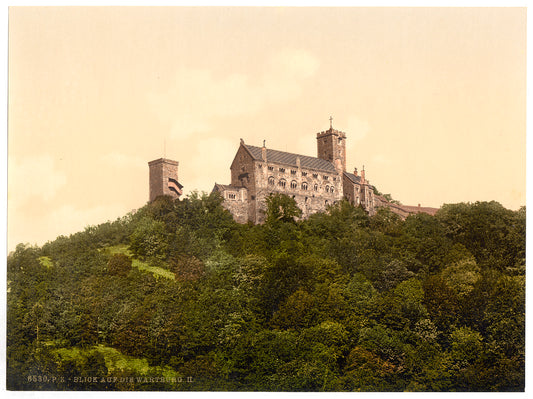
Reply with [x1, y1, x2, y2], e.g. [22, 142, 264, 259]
[329, 116, 333, 129]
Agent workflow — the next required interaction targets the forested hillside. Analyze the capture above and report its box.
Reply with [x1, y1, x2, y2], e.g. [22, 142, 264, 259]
[7, 193, 525, 391]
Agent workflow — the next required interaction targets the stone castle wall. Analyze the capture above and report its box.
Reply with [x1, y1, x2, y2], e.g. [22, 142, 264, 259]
[148, 158, 180, 202]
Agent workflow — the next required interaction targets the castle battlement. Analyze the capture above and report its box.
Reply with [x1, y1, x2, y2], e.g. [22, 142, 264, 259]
[316, 128, 347, 138]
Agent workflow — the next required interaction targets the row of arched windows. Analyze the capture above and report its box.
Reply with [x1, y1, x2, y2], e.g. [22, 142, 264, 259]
[268, 177, 335, 193]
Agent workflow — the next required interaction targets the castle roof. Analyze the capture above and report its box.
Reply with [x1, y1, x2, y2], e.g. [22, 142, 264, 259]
[343, 171, 362, 184]
[244, 144, 337, 173]
[213, 183, 246, 192]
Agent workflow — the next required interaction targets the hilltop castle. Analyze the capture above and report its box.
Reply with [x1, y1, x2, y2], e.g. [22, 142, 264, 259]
[148, 121, 438, 221]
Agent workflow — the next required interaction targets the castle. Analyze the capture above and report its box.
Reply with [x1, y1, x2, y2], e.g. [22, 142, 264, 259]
[148, 121, 438, 221]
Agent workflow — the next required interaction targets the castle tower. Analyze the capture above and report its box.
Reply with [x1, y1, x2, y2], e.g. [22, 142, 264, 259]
[148, 158, 183, 202]
[317, 117, 347, 173]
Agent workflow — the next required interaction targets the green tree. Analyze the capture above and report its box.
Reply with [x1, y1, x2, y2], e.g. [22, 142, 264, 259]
[265, 193, 302, 225]
[107, 253, 132, 276]
[129, 217, 169, 260]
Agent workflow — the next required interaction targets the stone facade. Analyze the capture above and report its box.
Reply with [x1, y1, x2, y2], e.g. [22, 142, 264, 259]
[148, 158, 183, 202]
[212, 183, 249, 223]
[213, 125, 383, 223]
[343, 167, 377, 215]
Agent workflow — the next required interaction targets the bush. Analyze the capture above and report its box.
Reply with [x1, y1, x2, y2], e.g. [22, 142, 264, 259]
[107, 253, 132, 276]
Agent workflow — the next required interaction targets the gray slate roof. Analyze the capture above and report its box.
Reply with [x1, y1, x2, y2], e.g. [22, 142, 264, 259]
[343, 171, 362, 185]
[244, 144, 337, 173]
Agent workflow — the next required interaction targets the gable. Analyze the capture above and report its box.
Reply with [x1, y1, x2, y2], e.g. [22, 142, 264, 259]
[230, 143, 255, 172]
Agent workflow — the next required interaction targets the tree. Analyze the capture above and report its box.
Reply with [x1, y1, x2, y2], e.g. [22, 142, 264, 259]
[265, 193, 302, 225]
[436, 201, 525, 271]
[129, 217, 169, 260]
[107, 253, 132, 276]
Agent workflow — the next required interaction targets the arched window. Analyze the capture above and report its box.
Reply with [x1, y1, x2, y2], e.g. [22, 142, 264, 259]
[290, 180, 297, 189]
[278, 179, 286, 189]
[330, 187, 334, 194]
[268, 176, 275, 186]
[314, 184, 319, 191]
[302, 182, 308, 190]
[325, 185, 330, 193]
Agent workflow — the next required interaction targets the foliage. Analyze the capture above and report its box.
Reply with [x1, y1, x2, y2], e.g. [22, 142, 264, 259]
[265, 192, 303, 225]
[107, 253, 132, 276]
[7, 198, 525, 391]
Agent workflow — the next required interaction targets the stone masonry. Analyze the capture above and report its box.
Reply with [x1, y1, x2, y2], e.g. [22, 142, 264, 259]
[212, 123, 383, 223]
[148, 158, 183, 202]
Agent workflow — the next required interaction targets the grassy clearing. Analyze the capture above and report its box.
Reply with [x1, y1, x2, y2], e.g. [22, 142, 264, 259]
[103, 245, 175, 280]
[53, 344, 180, 378]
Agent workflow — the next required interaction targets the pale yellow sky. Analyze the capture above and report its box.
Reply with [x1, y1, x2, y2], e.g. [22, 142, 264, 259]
[7, 7, 526, 251]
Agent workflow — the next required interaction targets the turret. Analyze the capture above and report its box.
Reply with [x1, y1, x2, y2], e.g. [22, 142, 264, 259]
[316, 117, 346, 173]
[148, 158, 182, 202]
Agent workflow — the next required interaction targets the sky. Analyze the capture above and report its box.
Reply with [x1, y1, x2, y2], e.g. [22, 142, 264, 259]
[7, 6, 526, 251]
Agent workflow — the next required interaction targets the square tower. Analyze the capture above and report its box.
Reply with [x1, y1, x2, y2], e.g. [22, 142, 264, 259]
[148, 158, 182, 202]
[317, 124, 347, 173]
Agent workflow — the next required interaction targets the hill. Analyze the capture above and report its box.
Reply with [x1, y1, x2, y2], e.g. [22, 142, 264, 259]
[7, 192, 525, 391]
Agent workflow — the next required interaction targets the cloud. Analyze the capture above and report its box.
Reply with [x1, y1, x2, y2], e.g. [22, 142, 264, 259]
[269, 48, 320, 79]
[8, 154, 67, 203]
[148, 48, 320, 140]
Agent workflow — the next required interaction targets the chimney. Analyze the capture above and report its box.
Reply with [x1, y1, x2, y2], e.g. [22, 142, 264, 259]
[296, 156, 301, 169]
[353, 167, 358, 176]
[262, 140, 267, 161]
[361, 167, 366, 183]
